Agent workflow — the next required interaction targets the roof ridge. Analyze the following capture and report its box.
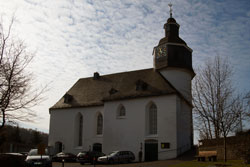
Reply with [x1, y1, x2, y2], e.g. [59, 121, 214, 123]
[50, 68, 178, 110]
[79, 68, 154, 80]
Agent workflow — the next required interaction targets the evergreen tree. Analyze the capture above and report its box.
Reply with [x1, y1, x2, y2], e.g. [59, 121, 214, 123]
[32, 130, 42, 146]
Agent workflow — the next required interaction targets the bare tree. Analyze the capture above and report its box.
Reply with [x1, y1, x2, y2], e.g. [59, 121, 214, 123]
[245, 91, 250, 118]
[193, 56, 245, 162]
[0, 16, 44, 131]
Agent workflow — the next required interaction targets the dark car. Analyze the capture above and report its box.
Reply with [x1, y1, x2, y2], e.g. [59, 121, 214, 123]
[25, 149, 52, 167]
[77, 151, 105, 165]
[52, 152, 76, 162]
[0, 153, 26, 167]
[20, 152, 28, 157]
[98, 151, 135, 164]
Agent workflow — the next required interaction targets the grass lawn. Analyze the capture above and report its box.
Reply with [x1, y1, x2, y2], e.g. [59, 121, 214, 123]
[169, 160, 250, 167]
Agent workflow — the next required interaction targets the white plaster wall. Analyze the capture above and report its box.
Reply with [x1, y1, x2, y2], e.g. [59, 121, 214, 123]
[176, 97, 192, 155]
[160, 69, 192, 101]
[159, 67, 193, 155]
[49, 106, 104, 155]
[103, 95, 178, 161]
[49, 94, 192, 160]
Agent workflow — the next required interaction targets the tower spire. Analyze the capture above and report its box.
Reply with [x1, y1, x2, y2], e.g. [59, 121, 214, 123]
[153, 5, 194, 77]
[168, 3, 173, 18]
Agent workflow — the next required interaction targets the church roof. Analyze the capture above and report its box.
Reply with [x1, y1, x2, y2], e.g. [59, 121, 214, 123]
[50, 68, 178, 110]
[158, 35, 187, 45]
[159, 17, 186, 46]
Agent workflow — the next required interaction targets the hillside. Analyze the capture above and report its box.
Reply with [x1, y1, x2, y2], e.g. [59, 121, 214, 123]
[0, 125, 48, 153]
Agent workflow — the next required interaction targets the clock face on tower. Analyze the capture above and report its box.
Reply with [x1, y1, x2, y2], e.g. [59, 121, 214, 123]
[155, 44, 167, 58]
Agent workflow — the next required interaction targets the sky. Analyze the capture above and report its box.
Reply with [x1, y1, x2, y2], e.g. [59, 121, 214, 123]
[0, 0, 250, 141]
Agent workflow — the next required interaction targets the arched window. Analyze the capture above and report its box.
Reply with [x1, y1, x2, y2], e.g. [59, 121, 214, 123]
[97, 113, 103, 135]
[119, 106, 126, 117]
[74, 113, 83, 147]
[117, 104, 126, 118]
[78, 114, 83, 146]
[149, 103, 157, 135]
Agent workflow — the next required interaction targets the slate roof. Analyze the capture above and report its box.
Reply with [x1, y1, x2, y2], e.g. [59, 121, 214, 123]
[158, 36, 187, 46]
[50, 68, 179, 110]
[159, 17, 187, 46]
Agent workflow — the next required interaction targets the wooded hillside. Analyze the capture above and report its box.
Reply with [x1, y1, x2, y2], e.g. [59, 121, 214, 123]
[0, 125, 48, 153]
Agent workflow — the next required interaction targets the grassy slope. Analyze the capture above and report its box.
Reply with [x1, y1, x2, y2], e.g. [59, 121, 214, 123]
[170, 160, 250, 167]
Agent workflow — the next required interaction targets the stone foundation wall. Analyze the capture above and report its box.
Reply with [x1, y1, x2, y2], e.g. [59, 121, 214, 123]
[198, 133, 250, 160]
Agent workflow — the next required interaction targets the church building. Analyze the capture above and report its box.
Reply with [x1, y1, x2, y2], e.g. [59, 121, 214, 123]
[49, 11, 195, 161]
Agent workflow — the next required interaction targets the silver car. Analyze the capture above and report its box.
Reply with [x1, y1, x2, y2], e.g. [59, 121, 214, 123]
[98, 151, 135, 164]
[25, 149, 52, 167]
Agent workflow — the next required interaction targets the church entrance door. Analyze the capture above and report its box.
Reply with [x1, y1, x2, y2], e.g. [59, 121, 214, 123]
[55, 141, 63, 153]
[92, 143, 102, 152]
[144, 139, 158, 161]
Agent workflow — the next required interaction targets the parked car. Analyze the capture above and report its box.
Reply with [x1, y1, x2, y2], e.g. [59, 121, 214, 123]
[0, 153, 27, 167]
[25, 149, 52, 167]
[52, 152, 76, 162]
[20, 152, 28, 157]
[77, 151, 105, 165]
[1, 153, 24, 156]
[98, 151, 135, 164]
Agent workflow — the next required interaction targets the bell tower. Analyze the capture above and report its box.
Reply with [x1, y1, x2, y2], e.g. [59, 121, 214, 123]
[153, 4, 195, 101]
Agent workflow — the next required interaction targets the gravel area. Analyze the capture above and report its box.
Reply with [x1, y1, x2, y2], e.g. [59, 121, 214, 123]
[52, 160, 182, 167]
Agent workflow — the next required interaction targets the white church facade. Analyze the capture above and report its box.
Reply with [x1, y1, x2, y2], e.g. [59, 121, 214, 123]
[49, 14, 195, 161]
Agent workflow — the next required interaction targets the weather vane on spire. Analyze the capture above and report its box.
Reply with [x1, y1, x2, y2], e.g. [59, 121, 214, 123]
[168, 3, 173, 18]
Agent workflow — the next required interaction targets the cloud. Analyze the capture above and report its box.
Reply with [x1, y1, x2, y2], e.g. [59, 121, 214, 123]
[0, 0, 250, 132]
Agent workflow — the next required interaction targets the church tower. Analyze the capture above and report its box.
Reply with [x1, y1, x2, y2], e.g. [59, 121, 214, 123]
[153, 4, 195, 101]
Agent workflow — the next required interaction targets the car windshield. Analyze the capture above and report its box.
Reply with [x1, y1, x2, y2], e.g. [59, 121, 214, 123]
[57, 152, 65, 156]
[79, 152, 86, 155]
[28, 149, 49, 156]
[108, 151, 118, 156]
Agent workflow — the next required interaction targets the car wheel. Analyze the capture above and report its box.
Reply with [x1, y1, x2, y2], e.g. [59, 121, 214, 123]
[80, 162, 85, 165]
[109, 159, 114, 164]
